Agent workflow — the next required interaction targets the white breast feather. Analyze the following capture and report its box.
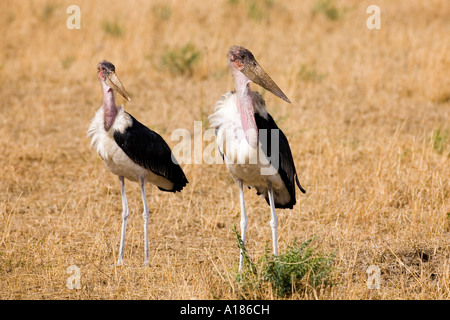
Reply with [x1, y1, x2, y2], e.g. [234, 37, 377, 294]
[87, 105, 132, 161]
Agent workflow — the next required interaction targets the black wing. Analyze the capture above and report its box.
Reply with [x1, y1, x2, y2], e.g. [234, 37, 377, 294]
[255, 112, 305, 209]
[113, 113, 188, 192]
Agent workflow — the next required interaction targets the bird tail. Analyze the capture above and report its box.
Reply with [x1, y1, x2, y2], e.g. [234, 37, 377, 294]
[295, 174, 306, 194]
[157, 162, 189, 193]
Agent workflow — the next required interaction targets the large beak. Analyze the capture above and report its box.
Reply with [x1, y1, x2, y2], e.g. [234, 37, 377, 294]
[242, 60, 291, 103]
[105, 72, 131, 101]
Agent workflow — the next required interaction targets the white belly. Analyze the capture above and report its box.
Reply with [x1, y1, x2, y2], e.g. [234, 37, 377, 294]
[102, 139, 147, 182]
[103, 142, 173, 190]
[225, 149, 290, 205]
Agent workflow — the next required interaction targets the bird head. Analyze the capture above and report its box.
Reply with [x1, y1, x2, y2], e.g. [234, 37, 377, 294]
[228, 46, 291, 103]
[97, 61, 131, 101]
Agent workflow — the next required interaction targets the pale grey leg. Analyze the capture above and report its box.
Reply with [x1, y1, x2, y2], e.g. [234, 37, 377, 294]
[267, 181, 278, 256]
[117, 176, 129, 266]
[238, 179, 248, 273]
[139, 176, 149, 266]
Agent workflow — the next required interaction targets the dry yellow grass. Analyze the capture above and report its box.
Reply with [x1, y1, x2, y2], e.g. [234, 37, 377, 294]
[0, 0, 449, 299]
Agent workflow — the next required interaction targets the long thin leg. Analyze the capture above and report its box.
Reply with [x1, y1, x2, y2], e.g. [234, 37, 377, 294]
[238, 179, 248, 273]
[267, 181, 278, 256]
[139, 176, 150, 266]
[117, 176, 129, 266]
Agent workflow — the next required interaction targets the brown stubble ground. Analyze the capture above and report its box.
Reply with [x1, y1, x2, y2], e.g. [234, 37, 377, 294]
[0, 0, 449, 299]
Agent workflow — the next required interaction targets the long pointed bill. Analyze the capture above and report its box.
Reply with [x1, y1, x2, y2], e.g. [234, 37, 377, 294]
[242, 61, 291, 103]
[105, 72, 131, 101]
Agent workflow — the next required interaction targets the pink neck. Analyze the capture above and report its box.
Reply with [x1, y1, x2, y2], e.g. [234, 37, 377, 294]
[101, 81, 117, 131]
[234, 71, 258, 148]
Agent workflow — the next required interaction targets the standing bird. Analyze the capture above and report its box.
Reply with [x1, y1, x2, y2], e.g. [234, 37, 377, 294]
[87, 61, 188, 266]
[209, 46, 305, 272]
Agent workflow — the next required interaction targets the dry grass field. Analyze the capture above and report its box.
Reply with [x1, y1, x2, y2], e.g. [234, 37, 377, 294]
[0, 0, 449, 300]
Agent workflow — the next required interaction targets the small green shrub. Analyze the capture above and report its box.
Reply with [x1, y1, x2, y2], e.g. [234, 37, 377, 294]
[312, 0, 342, 21]
[161, 43, 201, 76]
[298, 64, 327, 82]
[152, 4, 172, 20]
[228, 0, 274, 22]
[41, 3, 57, 22]
[61, 56, 75, 69]
[233, 225, 335, 298]
[432, 128, 449, 155]
[102, 20, 124, 37]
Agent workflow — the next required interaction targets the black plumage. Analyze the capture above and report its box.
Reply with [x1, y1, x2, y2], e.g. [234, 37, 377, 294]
[255, 112, 306, 209]
[113, 113, 188, 192]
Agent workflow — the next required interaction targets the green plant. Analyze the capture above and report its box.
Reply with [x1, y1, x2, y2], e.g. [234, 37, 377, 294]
[248, 0, 274, 21]
[233, 225, 335, 298]
[152, 4, 172, 20]
[41, 3, 57, 22]
[228, 0, 274, 22]
[161, 43, 201, 76]
[312, 0, 341, 21]
[102, 20, 124, 37]
[432, 128, 449, 155]
[61, 56, 75, 70]
[298, 64, 327, 82]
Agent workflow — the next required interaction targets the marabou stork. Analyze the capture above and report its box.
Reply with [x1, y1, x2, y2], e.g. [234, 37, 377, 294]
[87, 61, 188, 266]
[209, 46, 306, 272]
